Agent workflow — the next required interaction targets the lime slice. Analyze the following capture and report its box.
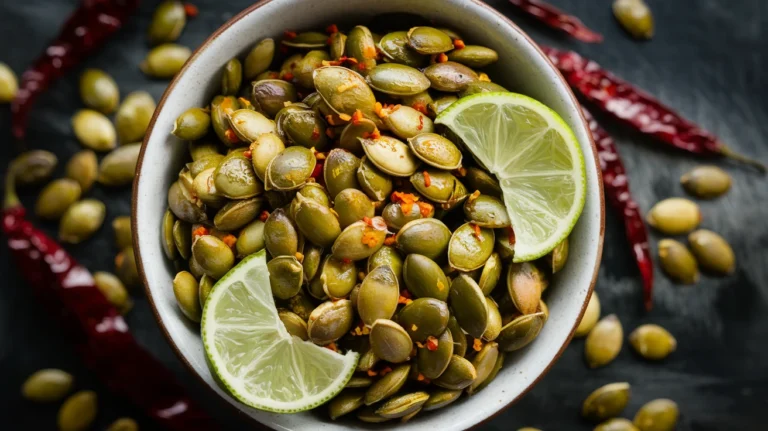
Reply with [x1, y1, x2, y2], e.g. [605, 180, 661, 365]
[202, 250, 358, 413]
[436, 92, 586, 262]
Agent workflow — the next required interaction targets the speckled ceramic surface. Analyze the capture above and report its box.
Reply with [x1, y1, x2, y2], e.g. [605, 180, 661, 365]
[133, 0, 605, 429]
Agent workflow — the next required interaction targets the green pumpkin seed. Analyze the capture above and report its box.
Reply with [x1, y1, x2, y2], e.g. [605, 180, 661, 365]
[279, 108, 329, 149]
[410, 169, 455, 202]
[396, 218, 451, 261]
[116, 91, 156, 144]
[658, 239, 699, 284]
[235, 220, 266, 258]
[417, 329, 453, 379]
[424, 61, 478, 92]
[688, 229, 735, 275]
[473, 351, 504, 393]
[382, 199, 433, 231]
[333, 188, 374, 229]
[464, 166, 502, 197]
[228, 109, 276, 142]
[367, 245, 403, 282]
[378, 31, 427, 68]
[72, 109, 116, 151]
[364, 363, 411, 406]
[357, 265, 400, 326]
[356, 155, 393, 201]
[58, 390, 97, 431]
[595, 418, 641, 431]
[22, 369, 74, 402]
[369, 319, 413, 363]
[356, 346, 380, 372]
[338, 118, 375, 154]
[191, 235, 235, 279]
[189, 141, 221, 161]
[115, 247, 140, 287]
[316, 255, 357, 299]
[382, 106, 434, 140]
[264, 208, 299, 257]
[251, 79, 298, 118]
[214, 153, 262, 198]
[366, 63, 431, 96]
[497, 312, 546, 352]
[399, 298, 450, 342]
[106, 418, 139, 431]
[211, 96, 241, 145]
[375, 391, 429, 419]
[328, 32, 347, 59]
[646, 197, 701, 235]
[244, 38, 275, 80]
[65, 150, 97, 192]
[297, 243, 322, 283]
[168, 180, 207, 223]
[633, 399, 678, 431]
[582, 382, 631, 422]
[449, 274, 489, 338]
[680, 165, 731, 199]
[447, 316, 468, 357]
[575, 291, 601, 337]
[448, 222, 495, 272]
[295, 50, 331, 88]
[447, 45, 499, 68]
[140, 43, 191, 78]
[172, 107, 211, 140]
[547, 237, 570, 273]
[463, 195, 510, 228]
[314, 66, 376, 116]
[0, 62, 18, 103]
[458, 81, 509, 98]
[173, 271, 202, 322]
[188, 254, 205, 279]
[482, 297, 502, 341]
[79, 68, 120, 114]
[478, 252, 502, 295]
[34, 179, 82, 220]
[267, 146, 316, 191]
[324, 149, 363, 198]
[191, 168, 225, 209]
[346, 376, 374, 389]
[423, 389, 462, 411]
[331, 217, 387, 261]
[283, 31, 328, 49]
[402, 253, 451, 301]
[147, 0, 186, 45]
[293, 194, 342, 248]
[94, 271, 132, 314]
[360, 135, 420, 177]
[97, 143, 141, 186]
[466, 341, 499, 395]
[249, 133, 285, 182]
[357, 407, 390, 423]
[59, 199, 106, 244]
[199, 275, 214, 307]
[429, 94, 458, 117]
[161, 209, 178, 259]
[407, 27, 454, 54]
[288, 290, 316, 321]
[215, 197, 262, 231]
[328, 390, 365, 420]
[613, 0, 654, 40]
[629, 324, 677, 360]
[221, 58, 243, 95]
[407, 133, 462, 170]
[433, 355, 477, 390]
[345, 26, 377, 76]
[585, 314, 623, 368]
[308, 299, 354, 345]
[507, 262, 548, 315]
[268, 256, 304, 300]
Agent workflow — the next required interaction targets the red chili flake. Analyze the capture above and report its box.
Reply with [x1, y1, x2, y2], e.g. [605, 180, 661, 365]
[506, 226, 516, 246]
[472, 223, 482, 240]
[224, 128, 239, 144]
[351, 109, 364, 125]
[183, 3, 199, 18]
[380, 366, 393, 376]
[473, 338, 483, 352]
[400, 289, 412, 299]
[423, 171, 432, 187]
[221, 234, 237, 248]
[259, 211, 270, 222]
[242, 150, 252, 159]
[324, 342, 339, 352]
[453, 39, 465, 49]
[284, 30, 298, 39]
[325, 36, 334, 46]
[325, 24, 339, 34]
[341, 258, 352, 265]
[311, 127, 320, 140]
[325, 128, 335, 139]
[436, 53, 448, 63]
[417, 115, 424, 131]
[411, 101, 428, 115]
[310, 162, 323, 180]
[367, 370, 377, 377]
[508, 0, 603, 43]
[362, 216, 373, 226]
[383, 235, 396, 246]
[425, 336, 439, 351]
[192, 226, 209, 240]
[370, 128, 381, 139]
[282, 72, 294, 81]
[357, 62, 367, 71]
[343, 56, 358, 64]
[417, 202, 433, 218]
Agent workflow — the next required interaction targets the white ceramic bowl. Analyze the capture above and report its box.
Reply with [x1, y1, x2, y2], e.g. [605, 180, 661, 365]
[133, 0, 605, 428]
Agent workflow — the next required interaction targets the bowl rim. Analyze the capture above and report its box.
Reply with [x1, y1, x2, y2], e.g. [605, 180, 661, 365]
[132, 0, 606, 428]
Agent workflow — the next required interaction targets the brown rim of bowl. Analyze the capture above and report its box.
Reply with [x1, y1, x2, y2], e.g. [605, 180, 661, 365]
[131, 0, 606, 428]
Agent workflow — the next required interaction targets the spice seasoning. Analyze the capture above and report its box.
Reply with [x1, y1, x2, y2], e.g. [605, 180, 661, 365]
[509, 0, 603, 43]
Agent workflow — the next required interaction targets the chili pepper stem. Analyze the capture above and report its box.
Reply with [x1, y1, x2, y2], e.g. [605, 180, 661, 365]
[718, 144, 766, 173]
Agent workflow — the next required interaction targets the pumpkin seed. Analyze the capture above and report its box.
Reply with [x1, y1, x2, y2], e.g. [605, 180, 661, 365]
[369, 319, 413, 363]
[378, 31, 427, 67]
[658, 239, 699, 284]
[115, 247, 140, 287]
[191, 235, 235, 279]
[646, 197, 701, 235]
[575, 291, 601, 337]
[449, 274, 489, 338]
[433, 355, 477, 390]
[471, 351, 504, 393]
[424, 61, 478, 92]
[365, 363, 411, 405]
[585, 314, 623, 368]
[396, 218, 451, 261]
[423, 388, 462, 411]
[357, 407, 390, 423]
[328, 390, 365, 420]
[595, 418, 641, 431]
[360, 135, 420, 177]
[680, 165, 731, 198]
[402, 253, 451, 301]
[59, 199, 106, 244]
[244, 39, 275, 80]
[308, 299, 354, 345]
[346, 376, 374, 389]
[408, 133, 462, 170]
[314, 66, 376, 116]
[496, 312, 546, 352]
[688, 229, 735, 275]
[375, 391, 429, 419]
[357, 265, 400, 326]
[466, 341, 499, 395]
[582, 382, 631, 422]
[447, 316, 468, 357]
[94, 271, 133, 314]
[21, 369, 74, 402]
[172, 107, 211, 140]
[345, 26, 377, 76]
[221, 58, 243, 95]
[72, 109, 117, 151]
[79, 68, 120, 114]
[268, 256, 304, 300]
[106, 418, 139, 431]
[447, 45, 499, 68]
[140, 43, 191, 78]
[147, 0, 186, 45]
[407, 27, 454, 54]
[448, 222, 495, 271]
[367, 63, 431, 96]
[613, 0, 655, 40]
[116, 91, 156, 144]
[0, 62, 18, 102]
[331, 218, 387, 261]
[383, 105, 434, 140]
[34, 179, 82, 220]
[629, 324, 677, 360]
[317, 255, 358, 299]
[173, 271, 202, 322]
[98, 143, 141, 186]
[410, 169, 456, 202]
[399, 298, 450, 342]
[172, 220, 192, 260]
[199, 275, 214, 307]
[478, 252, 502, 295]
[266, 146, 316, 191]
[293, 194, 342, 248]
[633, 399, 679, 431]
[482, 297, 502, 341]
[278, 309, 309, 341]
[58, 390, 97, 431]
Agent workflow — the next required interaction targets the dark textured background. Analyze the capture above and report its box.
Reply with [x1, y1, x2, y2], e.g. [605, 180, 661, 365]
[0, 0, 766, 429]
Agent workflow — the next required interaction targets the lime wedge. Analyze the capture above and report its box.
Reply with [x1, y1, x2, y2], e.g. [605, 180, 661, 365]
[436, 92, 586, 262]
[202, 250, 358, 413]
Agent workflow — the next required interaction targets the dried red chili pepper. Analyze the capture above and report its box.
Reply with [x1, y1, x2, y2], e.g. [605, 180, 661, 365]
[581, 107, 654, 311]
[509, 0, 603, 43]
[11, 0, 141, 140]
[542, 46, 766, 173]
[2, 160, 218, 430]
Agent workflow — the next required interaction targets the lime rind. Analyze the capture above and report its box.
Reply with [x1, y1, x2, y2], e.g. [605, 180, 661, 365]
[202, 250, 359, 413]
[436, 92, 586, 262]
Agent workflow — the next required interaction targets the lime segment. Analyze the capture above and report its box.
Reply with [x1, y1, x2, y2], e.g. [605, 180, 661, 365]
[436, 92, 586, 262]
[202, 250, 358, 413]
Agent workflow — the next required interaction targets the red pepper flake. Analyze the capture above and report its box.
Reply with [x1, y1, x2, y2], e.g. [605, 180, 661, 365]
[341, 258, 352, 265]
[472, 223, 482, 241]
[343, 56, 358, 64]
[384, 235, 396, 246]
[379, 366, 393, 376]
[284, 30, 298, 39]
[468, 190, 481, 203]
[351, 109, 364, 125]
[411, 101, 428, 115]
[426, 336, 439, 351]
[391, 191, 419, 214]
[324, 342, 339, 352]
[224, 128, 239, 144]
[436, 53, 448, 63]
[325, 24, 339, 34]
[506, 226, 516, 246]
[473, 338, 483, 352]
[282, 72, 294, 81]
[310, 162, 323, 180]
[221, 234, 237, 249]
[314, 152, 326, 161]
[325, 128, 335, 139]
[400, 289, 412, 299]
[242, 150, 252, 159]
[416, 373, 425, 381]
[183, 3, 199, 18]
[362, 216, 373, 226]
[295, 252, 304, 263]
[357, 62, 367, 71]
[370, 128, 381, 139]
[259, 211, 271, 222]
[367, 370, 377, 377]
[310, 126, 320, 141]
[423, 171, 432, 187]
[453, 39, 465, 49]
[417, 115, 424, 131]
[417, 201, 433, 218]
[192, 226, 209, 240]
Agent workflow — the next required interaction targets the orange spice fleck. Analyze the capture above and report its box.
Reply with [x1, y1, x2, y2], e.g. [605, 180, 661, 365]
[437, 52, 448, 63]
[379, 366, 393, 376]
[324, 342, 339, 352]
[416, 373, 426, 381]
[363, 46, 377, 59]
[456, 166, 467, 177]
[284, 30, 298, 39]
[338, 113, 352, 122]
[384, 235, 396, 246]
[472, 223, 482, 241]
[192, 226, 209, 240]
[351, 109, 364, 125]
[220, 97, 235, 114]
[362, 216, 373, 226]
[325, 114, 338, 126]
[373, 102, 385, 118]
[325, 128, 335, 138]
[221, 234, 237, 248]
[336, 82, 358, 93]
[478, 72, 491, 82]
[370, 128, 381, 139]
[417, 201, 433, 218]
[417, 115, 424, 131]
[436, 280, 445, 291]
[259, 211, 270, 222]
[341, 56, 358, 64]
[326, 24, 339, 34]
[295, 252, 304, 262]
[237, 97, 253, 109]
[468, 190, 481, 203]
[411, 324, 418, 332]
[183, 3, 199, 18]
[453, 39, 465, 49]
[415, 341, 425, 349]
[473, 338, 483, 352]
[367, 370, 377, 377]
[357, 62, 367, 71]
[411, 101, 428, 115]
[423, 171, 432, 187]
[361, 230, 379, 247]
[426, 336, 439, 351]
[391, 191, 418, 214]
[507, 226, 516, 246]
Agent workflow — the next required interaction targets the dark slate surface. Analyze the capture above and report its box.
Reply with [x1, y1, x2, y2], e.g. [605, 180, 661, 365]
[0, 0, 765, 429]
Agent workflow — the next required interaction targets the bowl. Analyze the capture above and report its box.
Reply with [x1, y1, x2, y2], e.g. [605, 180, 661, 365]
[133, 0, 605, 428]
